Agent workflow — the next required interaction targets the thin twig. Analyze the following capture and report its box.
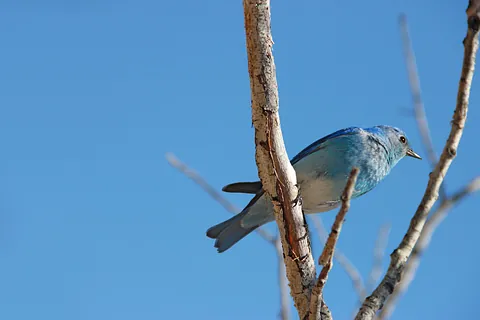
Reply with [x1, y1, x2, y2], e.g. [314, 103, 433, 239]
[366, 224, 391, 292]
[276, 237, 292, 320]
[166, 152, 291, 319]
[309, 168, 359, 320]
[318, 168, 359, 266]
[166, 153, 276, 244]
[377, 176, 480, 320]
[355, 3, 479, 319]
[311, 216, 367, 300]
[399, 14, 447, 201]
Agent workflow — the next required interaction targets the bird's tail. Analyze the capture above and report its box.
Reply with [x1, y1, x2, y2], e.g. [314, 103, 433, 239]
[206, 211, 258, 253]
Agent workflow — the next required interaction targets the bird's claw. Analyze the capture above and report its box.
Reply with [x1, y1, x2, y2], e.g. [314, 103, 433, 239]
[292, 191, 303, 208]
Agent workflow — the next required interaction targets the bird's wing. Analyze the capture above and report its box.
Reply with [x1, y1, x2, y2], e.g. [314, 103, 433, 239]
[221, 127, 361, 194]
[290, 127, 361, 165]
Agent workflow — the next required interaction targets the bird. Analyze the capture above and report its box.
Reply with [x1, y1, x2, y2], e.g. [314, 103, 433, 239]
[206, 125, 421, 253]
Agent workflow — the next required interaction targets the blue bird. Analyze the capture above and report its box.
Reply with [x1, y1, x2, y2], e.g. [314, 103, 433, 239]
[206, 125, 421, 253]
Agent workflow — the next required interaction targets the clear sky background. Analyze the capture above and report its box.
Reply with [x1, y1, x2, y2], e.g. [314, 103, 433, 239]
[1, 1, 479, 319]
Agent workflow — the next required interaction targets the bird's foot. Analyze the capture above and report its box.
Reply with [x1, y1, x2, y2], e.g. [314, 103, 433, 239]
[292, 185, 303, 208]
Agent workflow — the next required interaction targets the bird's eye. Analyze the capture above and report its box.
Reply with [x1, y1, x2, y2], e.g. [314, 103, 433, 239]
[399, 136, 406, 144]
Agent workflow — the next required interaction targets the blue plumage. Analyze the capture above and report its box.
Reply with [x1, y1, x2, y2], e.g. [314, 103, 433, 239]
[207, 125, 421, 253]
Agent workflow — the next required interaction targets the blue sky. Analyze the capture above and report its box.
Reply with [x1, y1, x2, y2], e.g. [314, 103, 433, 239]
[0, 1, 478, 319]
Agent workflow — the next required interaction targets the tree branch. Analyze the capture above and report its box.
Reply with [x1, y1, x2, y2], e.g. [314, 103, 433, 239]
[243, 1, 317, 318]
[311, 216, 367, 301]
[276, 237, 292, 320]
[309, 168, 359, 320]
[165, 152, 276, 243]
[355, 3, 479, 319]
[366, 224, 391, 293]
[377, 176, 480, 320]
[399, 13, 447, 201]
[165, 153, 291, 319]
[399, 16, 439, 168]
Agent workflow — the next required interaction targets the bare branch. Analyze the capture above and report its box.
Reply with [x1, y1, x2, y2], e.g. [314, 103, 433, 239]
[377, 176, 480, 320]
[399, 14, 447, 201]
[366, 224, 391, 292]
[318, 168, 359, 266]
[166, 152, 276, 244]
[311, 216, 367, 300]
[399, 14, 434, 161]
[399, 16, 438, 167]
[165, 153, 239, 216]
[166, 153, 292, 319]
[309, 168, 359, 320]
[243, 0, 317, 318]
[355, 4, 479, 319]
[276, 237, 292, 320]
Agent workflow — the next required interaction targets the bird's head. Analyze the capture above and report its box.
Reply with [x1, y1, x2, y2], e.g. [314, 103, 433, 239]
[374, 125, 421, 162]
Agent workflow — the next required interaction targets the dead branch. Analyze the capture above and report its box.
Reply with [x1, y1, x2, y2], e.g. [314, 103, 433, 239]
[165, 153, 275, 244]
[311, 216, 367, 300]
[355, 3, 479, 319]
[377, 176, 480, 319]
[366, 224, 391, 292]
[166, 153, 291, 320]
[243, 0, 318, 318]
[399, 15, 442, 180]
[309, 168, 359, 320]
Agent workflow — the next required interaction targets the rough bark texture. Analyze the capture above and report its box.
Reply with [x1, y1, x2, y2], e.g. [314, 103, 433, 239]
[243, 0, 318, 318]
[355, 3, 479, 319]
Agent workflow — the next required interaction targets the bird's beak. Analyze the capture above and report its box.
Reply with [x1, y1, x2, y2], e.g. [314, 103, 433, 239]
[406, 149, 422, 160]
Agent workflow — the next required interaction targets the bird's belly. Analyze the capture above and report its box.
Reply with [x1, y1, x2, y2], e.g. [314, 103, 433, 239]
[240, 175, 341, 229]
[298, 176, 340, 214]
